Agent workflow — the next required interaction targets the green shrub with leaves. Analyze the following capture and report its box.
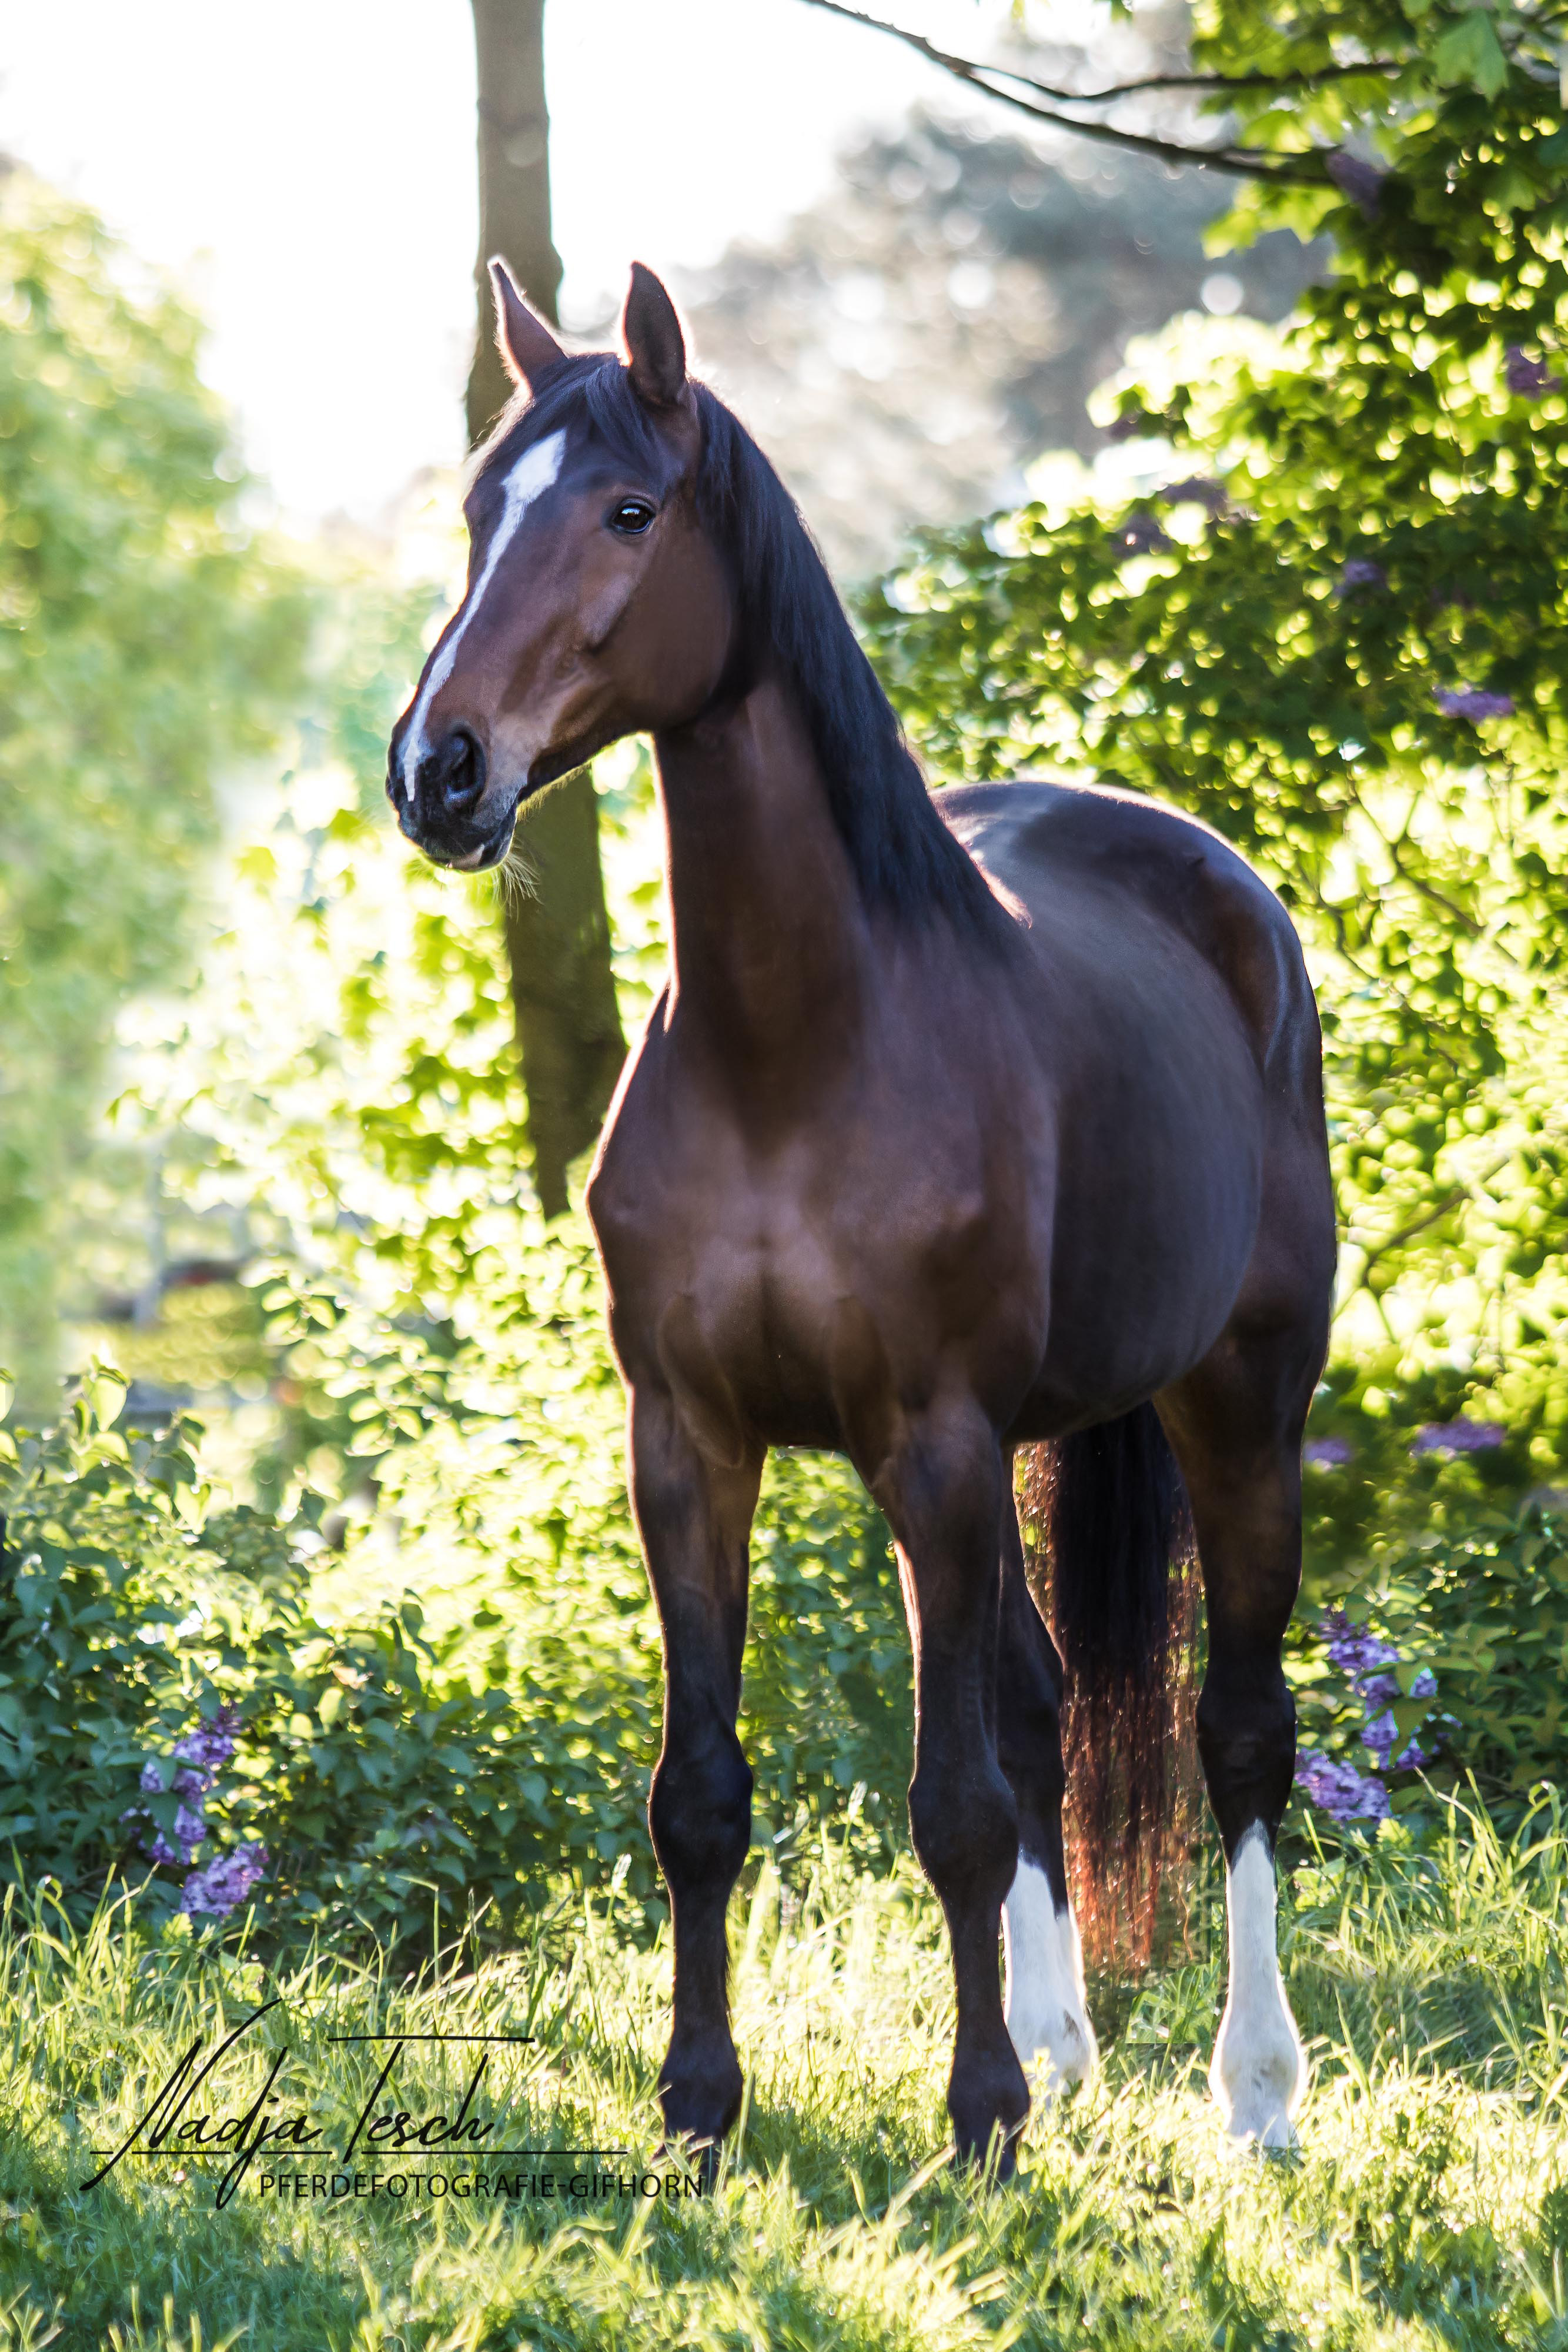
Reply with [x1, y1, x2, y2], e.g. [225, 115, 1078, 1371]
[0, 1373, 544, 1941]
[0, 1329, 915, 1945]
[1292, 1495, 1568, 1816]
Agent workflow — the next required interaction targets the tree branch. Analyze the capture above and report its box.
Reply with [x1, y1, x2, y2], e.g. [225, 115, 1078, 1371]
[1340, 1148, 1516, 1301]
[1303, 875, 1466, 1075]
[981, 54, 1404, 103]
[795, 0, 1346, 184]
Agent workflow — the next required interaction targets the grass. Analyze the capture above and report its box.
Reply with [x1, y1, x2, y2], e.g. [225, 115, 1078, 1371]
[2, 1797, 1568, 2349]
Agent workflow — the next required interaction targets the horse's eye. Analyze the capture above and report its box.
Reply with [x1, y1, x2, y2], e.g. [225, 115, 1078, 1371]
[607, 498, 656, 535]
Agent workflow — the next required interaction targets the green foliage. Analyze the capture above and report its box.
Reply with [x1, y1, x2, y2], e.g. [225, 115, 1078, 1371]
[864, 0, 1568, 1462]
[0, 1374, 557, 1940]
[0, 172, 309, 1392]
[6, 1800, 1568, 2346]
[0, 1334, 911, 1944]
[684, 99, 1321, 576]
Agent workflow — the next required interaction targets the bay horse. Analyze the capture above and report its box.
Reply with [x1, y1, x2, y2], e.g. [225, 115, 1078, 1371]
[387, 259, 1336, 2170]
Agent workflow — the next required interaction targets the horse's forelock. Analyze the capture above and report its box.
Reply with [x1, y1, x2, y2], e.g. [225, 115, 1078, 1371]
[467, 353, 667, 502]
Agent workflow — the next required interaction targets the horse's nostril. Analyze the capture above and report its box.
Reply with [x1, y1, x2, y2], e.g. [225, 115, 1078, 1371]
[433, 726, 486, 816]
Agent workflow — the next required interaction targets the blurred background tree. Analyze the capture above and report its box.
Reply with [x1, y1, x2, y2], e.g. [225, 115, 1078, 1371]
[466, 0, 625, 1219]
[684, 71, 1322, 573]
[0, 165, 307, 1402]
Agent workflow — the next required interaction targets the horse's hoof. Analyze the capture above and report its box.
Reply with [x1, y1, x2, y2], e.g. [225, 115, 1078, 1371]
[949, 2047, 1029, 2181]
[1219, 2112, 1299, 2159]
[656, 2136, 724, 2192]
[658, 2044, 743, 2163]
[950, 2124, 1021, 2184]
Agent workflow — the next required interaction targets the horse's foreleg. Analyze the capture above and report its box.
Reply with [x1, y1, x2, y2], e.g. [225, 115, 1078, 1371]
[1159, 1327, 1319, 2149]
[629, 1386, 763, 2158]
[995, 1490, 1097, 2094]
[878, 1409, 1029, 2171]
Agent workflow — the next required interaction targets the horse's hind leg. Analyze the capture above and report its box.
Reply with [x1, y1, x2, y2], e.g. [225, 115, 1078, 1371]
[995, 1486, 1097, 2092]
[628, 1387, 763, 2159]
[1158, 1301, 1327, 2148]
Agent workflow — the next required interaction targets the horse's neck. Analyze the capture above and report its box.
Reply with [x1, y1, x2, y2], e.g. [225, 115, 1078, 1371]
[653, 673, 871, 1076]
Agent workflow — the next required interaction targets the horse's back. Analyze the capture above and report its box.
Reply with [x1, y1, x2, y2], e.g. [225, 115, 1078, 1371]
[937, 778, 1316, 1088]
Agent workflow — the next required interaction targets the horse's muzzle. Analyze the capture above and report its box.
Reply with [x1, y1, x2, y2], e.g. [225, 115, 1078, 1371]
[388, 726, 515, 870]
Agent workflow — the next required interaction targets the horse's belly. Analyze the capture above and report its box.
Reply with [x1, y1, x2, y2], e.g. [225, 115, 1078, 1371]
[1027, 1063, 1267, 1420]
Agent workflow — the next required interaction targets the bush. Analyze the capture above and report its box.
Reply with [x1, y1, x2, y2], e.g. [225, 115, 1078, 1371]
[0, 1331, 916, 1948]
[0, 1374, 581, 1944]
[1292, 1496, 1568, 1822]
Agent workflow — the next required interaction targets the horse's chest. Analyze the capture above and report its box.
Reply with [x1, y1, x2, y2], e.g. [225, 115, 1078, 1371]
[591, 1117, 1032, 1457]
[618, 1181, 878, 1401]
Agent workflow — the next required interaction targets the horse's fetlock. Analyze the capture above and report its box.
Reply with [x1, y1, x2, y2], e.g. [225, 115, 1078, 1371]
[909, 1765, 1017, 1906]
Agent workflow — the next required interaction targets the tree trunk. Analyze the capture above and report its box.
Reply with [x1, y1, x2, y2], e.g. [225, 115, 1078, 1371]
[468, 0, 626, 1218]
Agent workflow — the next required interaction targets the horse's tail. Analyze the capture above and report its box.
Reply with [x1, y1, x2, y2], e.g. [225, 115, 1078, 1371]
[1021, 1404, 1198, 1967]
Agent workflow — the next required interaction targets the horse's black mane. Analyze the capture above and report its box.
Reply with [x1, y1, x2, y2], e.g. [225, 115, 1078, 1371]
[486, 354, 1008, 943]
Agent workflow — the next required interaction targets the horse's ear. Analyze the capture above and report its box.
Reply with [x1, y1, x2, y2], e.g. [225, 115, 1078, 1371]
[489, 256, 566, 390]
[623, 262, 687, 409]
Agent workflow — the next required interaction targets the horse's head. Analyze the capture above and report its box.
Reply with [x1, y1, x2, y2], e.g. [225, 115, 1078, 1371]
[387, 262, 733, 870]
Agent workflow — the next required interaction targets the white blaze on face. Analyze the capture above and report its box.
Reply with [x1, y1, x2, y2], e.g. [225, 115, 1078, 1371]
[1002, 1855, 1098, 2093]
[399, 427, 567, 799]
[1209, 1822, 1306, 2148]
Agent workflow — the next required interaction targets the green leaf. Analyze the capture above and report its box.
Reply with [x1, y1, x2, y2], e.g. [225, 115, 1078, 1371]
[1432, 11, 1509, 95]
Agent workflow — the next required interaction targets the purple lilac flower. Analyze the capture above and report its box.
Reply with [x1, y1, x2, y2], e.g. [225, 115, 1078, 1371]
[1162, 476, 1227, 513]
[174, 1703, 239, 1774]
[1410, 1419, 1506, 1456]
[142, 1808, 208, 1869]
[180, 1844, 269, 1919]
[1304, 1436, 1352, 1468]
[129, 1704, 242, 1869]
[1322, 1611, 1398, 1685]
[1326, 150, 1388, 219]
[1335, 557, 1386, 596]
[1363, 1708, 1400, 1767]
[1433, 688, 1514, 721]
[1310, 1613, 1439, 1806]
[1297, 1752, 1390, 1822]
[1505, 346, 1559, 396]
[1114, 512, 1174, 555]
[133, 1756, 208, 1864]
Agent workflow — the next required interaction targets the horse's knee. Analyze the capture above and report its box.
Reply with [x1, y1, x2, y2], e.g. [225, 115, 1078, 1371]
[650, 1732, 753, 1896]
[909, 1761, 1018, 1913]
